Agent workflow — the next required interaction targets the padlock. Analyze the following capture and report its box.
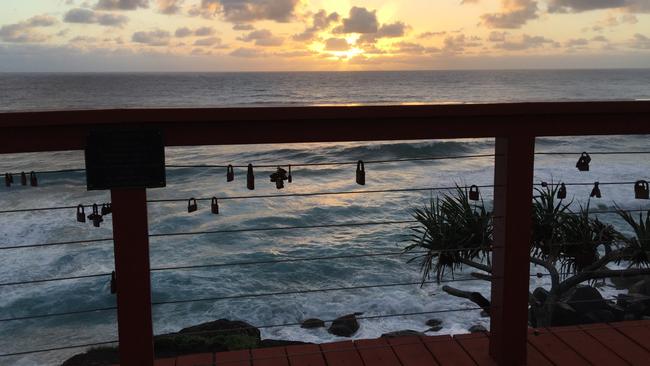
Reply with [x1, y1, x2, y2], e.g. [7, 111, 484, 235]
[101, 203, 112, 216]
[276, 178, 285, 189]
[558, 183, 567, 199]
[4, 173, 11, 187]
[288, 165, 292, 183]
[20, 172, 27, 186]
[211, 197, 219, 214]
[576, 152, 591, 172]
[247, 164, 255, 190]
[76, 204, 86, 223]
[356, 160, 365, 185]
[188, 198, 198, 212]
[88, 203, 103, 227]
[635, 180, 649, 199]
[469, 185, 480, 201]
[29, 171, 38, 187]
[227, 164, 234, 182]
[590, 182, 601, 198]
[110, 271, 117, 294]
[541, 182, 548, 188]
[270, 167, 287, 189]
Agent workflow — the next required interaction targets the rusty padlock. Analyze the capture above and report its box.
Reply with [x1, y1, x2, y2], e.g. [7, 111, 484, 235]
[76, 204, 86, 223]
[88, 204, 103, 227]
[576, 152, 591, 172]
[188, 198, 198, 213]
[227, 164, 234, 182]
[101, 203, 112, 216]
[541, 181, 548, 188]
[469, 185, 480, 201]
[211, 197, 219, 214]
[29, 171, 38, 187]
[288, 165, 292, 183]
[590, 182, 601, 198]
[635, 180, 649, 200]
[557, 183, 567, 199]
[4, 173, 11, 187]
[270, 167, 288, 190]
[20, 172, 27, 186]
[247, 164, 255, 190]
[356, 160, 365, 185]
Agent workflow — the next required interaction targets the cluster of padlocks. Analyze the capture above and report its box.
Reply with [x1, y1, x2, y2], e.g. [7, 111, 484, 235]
[76, 203, 112, 227]
[4, 172, 37, 187]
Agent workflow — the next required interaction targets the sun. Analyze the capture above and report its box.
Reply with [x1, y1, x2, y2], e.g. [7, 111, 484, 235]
[330, 47, 365, 60]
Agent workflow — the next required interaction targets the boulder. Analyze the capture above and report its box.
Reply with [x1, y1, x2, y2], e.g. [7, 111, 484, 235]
[468, 325, 487, 333]
[328, 313, 362, 337]
[426, 326, 443, 332]
[611, 275, 650, 290]
[629, 278, 650, 297]
[381, 330, 425, 338]
[179, 319, 260, 341]
[425, 318, 442, 327]
[301, 318, 325, 329]
[564, 285, 607, 314]
[61, 347, 118, 366]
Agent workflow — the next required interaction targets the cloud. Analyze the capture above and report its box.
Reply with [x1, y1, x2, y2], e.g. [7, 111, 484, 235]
[488, 31, 508, 42]
[443, 34, 482, 52]
[237, 29, 283, 46]
[292, 9, 339, 41]
[481, 0, 538, 29]
[233, 23, 254, 31]
[174, 26, 216, 37]
[338, 7, 378, 34]
[358, 21, 408, 44]
[548, 0, 650, 13]
[417, 31, 446, 39]
[630, 33, 650, 49]
[193, 36, 222, 46]
[230, 47, 266, 57]
[95, 0, 149, 10]
[565, 38, 589, 47]
[393, 41, 440, 55]
[591, 35, 608, 42]
[324, 38, 349, 51]
[132, 29, 171, 46]
[0, 15, 57, 43]
[495, 34, 555, 50]
[64, 8, 129, 27]
[157, 0, 183, 14]
[201, 0, 299, 23]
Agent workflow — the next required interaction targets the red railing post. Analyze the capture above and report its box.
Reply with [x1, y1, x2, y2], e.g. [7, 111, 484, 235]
[111, 188, 154, 366]
[490, 135, 535, 365]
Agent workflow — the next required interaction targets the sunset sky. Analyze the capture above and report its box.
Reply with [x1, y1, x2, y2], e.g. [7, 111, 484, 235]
[1, 0, 649, 71]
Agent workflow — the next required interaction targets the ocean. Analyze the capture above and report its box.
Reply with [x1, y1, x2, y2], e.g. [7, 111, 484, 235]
[1, 69, 650, 365]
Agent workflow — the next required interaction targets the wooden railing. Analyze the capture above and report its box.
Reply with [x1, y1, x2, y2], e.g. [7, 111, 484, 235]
[2, 101, 650, 366]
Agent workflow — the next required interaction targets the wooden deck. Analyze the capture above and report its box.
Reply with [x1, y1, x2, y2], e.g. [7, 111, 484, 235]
[140, 320, 650, 366]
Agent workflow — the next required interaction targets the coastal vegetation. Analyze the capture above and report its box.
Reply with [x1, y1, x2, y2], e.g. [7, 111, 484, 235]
[403, 185, 650, 327]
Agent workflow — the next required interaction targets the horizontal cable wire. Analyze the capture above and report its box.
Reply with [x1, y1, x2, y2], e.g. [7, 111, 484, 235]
[0, 237, 113, 251]
[535, 151, 650, 156]
[151, 277, 487, 307]
[0, 272, 111, 287]
[149, 219, 419, 238]
[148, 184, 497, 204]
[0, 340, 118, 358]
[0, 306, 117, 323]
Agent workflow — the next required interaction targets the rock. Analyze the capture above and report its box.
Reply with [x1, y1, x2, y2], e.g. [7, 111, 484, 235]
[532, 287, 550, 305]
[425, 318, 443, 327]
[480, 310, 490, 318]
[381, 330, 425, 338]
[629, 278, 650, 297]
[468, 325, 487, 333]
[328, 313, 361, 337]
[426, 326, 443, 332]
[179, 319, 260, 342]
[260, 339, 312, 348]
[61, 347, 118, 366]
[611, 275, 650, 290]
[564, 285, 607, 314]
[301, 318, 325, 329]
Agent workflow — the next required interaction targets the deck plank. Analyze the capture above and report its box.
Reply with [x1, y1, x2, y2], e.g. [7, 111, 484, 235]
[526, 343, 553, 366]
[580, 323, 650, 366]
[454, 333, 497, 366]
[251, 347, 289, 366]
[319, 341, 364, 366]
[388, 336, 440, 366]
[285, 344, 326, 366]
[421, 335, 476, 366]
[215, 349, 251, 366]
[176, 353, 213, 366]
[548, 325, 627, 366]
[355, 338, 402, 366]
[154, 359, 177, 366]
[527, 328, 589, 366]
[609, 321, 650, 352]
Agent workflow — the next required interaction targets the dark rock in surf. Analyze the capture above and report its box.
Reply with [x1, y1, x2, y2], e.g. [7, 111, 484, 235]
[425, 318, 443, 327]
[468, 325, 487, 333]
[381, 330, 425, 338]
[301, 318, 326, 329]
[328, 313, 362, 337]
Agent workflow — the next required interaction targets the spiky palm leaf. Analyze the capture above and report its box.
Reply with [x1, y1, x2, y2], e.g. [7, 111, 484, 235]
[617, 209, 650, 268]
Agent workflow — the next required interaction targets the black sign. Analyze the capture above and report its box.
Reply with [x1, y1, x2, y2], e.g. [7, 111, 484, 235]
[85, 129, 166, 190]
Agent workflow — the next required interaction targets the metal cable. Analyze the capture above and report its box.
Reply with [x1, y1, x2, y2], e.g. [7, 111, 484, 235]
[0, 306, 117, 323]
[0, 272, 111, 287]
[0, 237, 113, 251]
[0, 340, 118, 358]
[535, 151, 650, 156]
